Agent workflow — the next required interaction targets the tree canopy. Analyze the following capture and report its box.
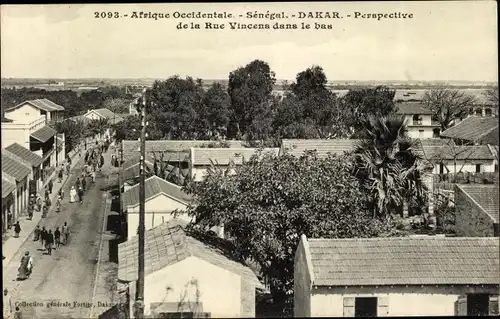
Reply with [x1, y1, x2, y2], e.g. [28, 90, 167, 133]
[182, 151, 397, 315]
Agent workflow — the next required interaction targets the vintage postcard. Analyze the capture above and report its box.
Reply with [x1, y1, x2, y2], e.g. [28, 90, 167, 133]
[1, 1, 498, 319]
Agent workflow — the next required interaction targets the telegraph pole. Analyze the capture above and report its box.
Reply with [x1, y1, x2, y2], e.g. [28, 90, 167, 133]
[134, 88, 147, 318]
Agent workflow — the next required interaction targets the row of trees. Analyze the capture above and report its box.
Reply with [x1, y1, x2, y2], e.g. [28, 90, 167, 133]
[1, 86, 132, 118]
[113, 60, 497, 145]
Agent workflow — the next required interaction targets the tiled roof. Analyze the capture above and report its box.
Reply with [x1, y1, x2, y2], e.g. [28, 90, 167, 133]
[440, 116, 499, 142]
[122, 154, 154, 170]
[1, 153, 31, 182]
[30, 126, 57, 143]
[88, 108, 124, 124]
[118, 221, 262, 286]
[457, 185, 499, 222]
[121, 140, 246, 163]
[6, 98, 65, 112]
[415, 141, 495, 161]
[396, 102, 434, 115]
[2, 175, 16, 198]
[281, 139, 359, 158]
[122, 175, 193, 208]
[191, 148, 279, 165]
[121, 161, 154, 182]
[5, 143, 43, 167]
[305, 236, 499, 286]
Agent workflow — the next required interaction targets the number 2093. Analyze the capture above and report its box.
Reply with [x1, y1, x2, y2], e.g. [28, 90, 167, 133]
[95, 12, 120, 18]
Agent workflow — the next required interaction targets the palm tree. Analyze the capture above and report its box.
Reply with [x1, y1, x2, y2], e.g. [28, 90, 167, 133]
[354, 115, 430, 218]
[151, 151, 192, 186]
[86, 118, 110, 139]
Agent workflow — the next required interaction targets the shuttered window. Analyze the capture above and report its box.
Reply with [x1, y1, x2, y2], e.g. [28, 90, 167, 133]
[377, 297, 389, 316]
[489, 295, 499, 316]
[343, 297, 355, 317]
[454, 295, 467, 316]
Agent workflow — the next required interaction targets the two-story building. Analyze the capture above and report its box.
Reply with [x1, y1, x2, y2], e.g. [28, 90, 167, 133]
[1, 152, 32, 222]
[294, 235, 499, 317]
[4, 142, 44, 194]
[3, 98, 65, 126]
[396, 102, 441, 139]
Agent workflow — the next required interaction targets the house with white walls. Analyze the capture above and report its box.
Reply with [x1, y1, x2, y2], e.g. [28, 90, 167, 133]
[294, 235, 499, 317]
[416, 139, 498, 174]
[121, 175, 194, 240]
[118, 221, 263, 318]
[3, 98, 65, 125]
[189, 147, 279, 182]
[4, 143, 43, 194]
[1, 153, 32, 223]
[396, 102, 441, 139]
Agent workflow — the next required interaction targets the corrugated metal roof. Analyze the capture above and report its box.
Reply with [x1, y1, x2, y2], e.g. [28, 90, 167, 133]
[281, 139, 359, 158]
[118, 221, 262, 286]
[191, 148, 279, 165]
[457, 185, 499, 222]
[1, 153, 31, 181]
[5, 143, 43, 167]
[122, 175, 193, 208]
[306, 236, 499, 286]
[30, 126, 57, 143]
[122, 140, 245, 157]
[416, 143, 495, 160]
[121, 161, 154, 182]
[441, 116, 499, 142]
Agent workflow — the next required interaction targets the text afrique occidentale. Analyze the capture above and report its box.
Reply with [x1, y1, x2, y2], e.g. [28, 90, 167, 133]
[124, 11, 414, 21]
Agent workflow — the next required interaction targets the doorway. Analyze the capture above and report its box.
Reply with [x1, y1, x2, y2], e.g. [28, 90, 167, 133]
[355, 297, 378, 317]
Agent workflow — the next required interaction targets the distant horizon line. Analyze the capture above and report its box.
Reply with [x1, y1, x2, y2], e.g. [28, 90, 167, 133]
[1, 77, 498, 84]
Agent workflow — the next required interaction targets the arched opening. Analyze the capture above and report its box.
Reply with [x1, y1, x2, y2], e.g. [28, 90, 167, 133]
[485, 108, 492, 116]
[475, 108, 482, 115]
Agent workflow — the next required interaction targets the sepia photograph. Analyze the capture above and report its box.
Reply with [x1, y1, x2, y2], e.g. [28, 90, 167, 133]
[1, 1, 498, 318]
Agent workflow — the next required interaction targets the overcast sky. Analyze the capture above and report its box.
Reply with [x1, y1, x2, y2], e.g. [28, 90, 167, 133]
[1, 2, 497, 81]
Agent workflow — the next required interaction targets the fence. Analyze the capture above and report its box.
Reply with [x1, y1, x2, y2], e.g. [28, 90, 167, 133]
[433, 172, 499, 185]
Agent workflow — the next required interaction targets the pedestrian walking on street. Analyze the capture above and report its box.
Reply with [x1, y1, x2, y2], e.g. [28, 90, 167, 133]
[91, 170, 96, 183]
[70, 186, 77, 203]
[82, 177, 87, 191]
[78, 186, 84, 203]
[45, 188, 50, 201]
[54, 227, 61, 249]
[55, 195, 61, 213]
[58, 169, 63, 183]
[59, 188, 65, 200]
[36, 195, 42, 212]
[48, 179, 53, 194]
[7, 209, 13, 229]
[28, 205, 33, 220]
[14, 221, 21, 238]
[33, 225, 41, 241]
[46, 230, 54, 255]
[13, 306, 23, 319]
[4, 288, 13, 319]
[76, 177, 81, 189]
[62, 222, 69, 245]
[40, 227, 47, 248]
[42, 204, 48, 218]
[66, 162, 71, 175]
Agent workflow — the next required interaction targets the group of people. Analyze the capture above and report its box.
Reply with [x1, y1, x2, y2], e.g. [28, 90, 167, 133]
[32, 222, 70, 256]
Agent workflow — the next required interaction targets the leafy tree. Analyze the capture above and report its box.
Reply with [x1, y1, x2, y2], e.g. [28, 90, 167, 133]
[423, 88, 477, 131]
[86, 118, 110, 137]
[149, 77, 206, 139]
[112, 114, 163, 142]
[53, 119, 86, 153]
[182, 151, 397, 315]
[228, 60, 276, 137]
[483, 85, 499, 108]
[102, 98, 130, 114]
[354, 115, 430, 218]
[342, 86, 397, 137]
[202, 82, 232, 139]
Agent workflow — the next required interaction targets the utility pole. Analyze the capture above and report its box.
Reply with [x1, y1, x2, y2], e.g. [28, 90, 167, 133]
[134, 88, 147, 318]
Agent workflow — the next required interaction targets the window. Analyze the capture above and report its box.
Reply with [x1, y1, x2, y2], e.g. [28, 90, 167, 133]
[467, 294, 490, 316]
[344, 297, 387, 317]
[475, 108, 483, 115]
[475, 164, 482, 173]
[418, 130, 425, 138]
[433, 128, 440, 138]
[485, 108, 492, 117]
[412, 114, 422, 125]
[439, 163, 445, 174]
